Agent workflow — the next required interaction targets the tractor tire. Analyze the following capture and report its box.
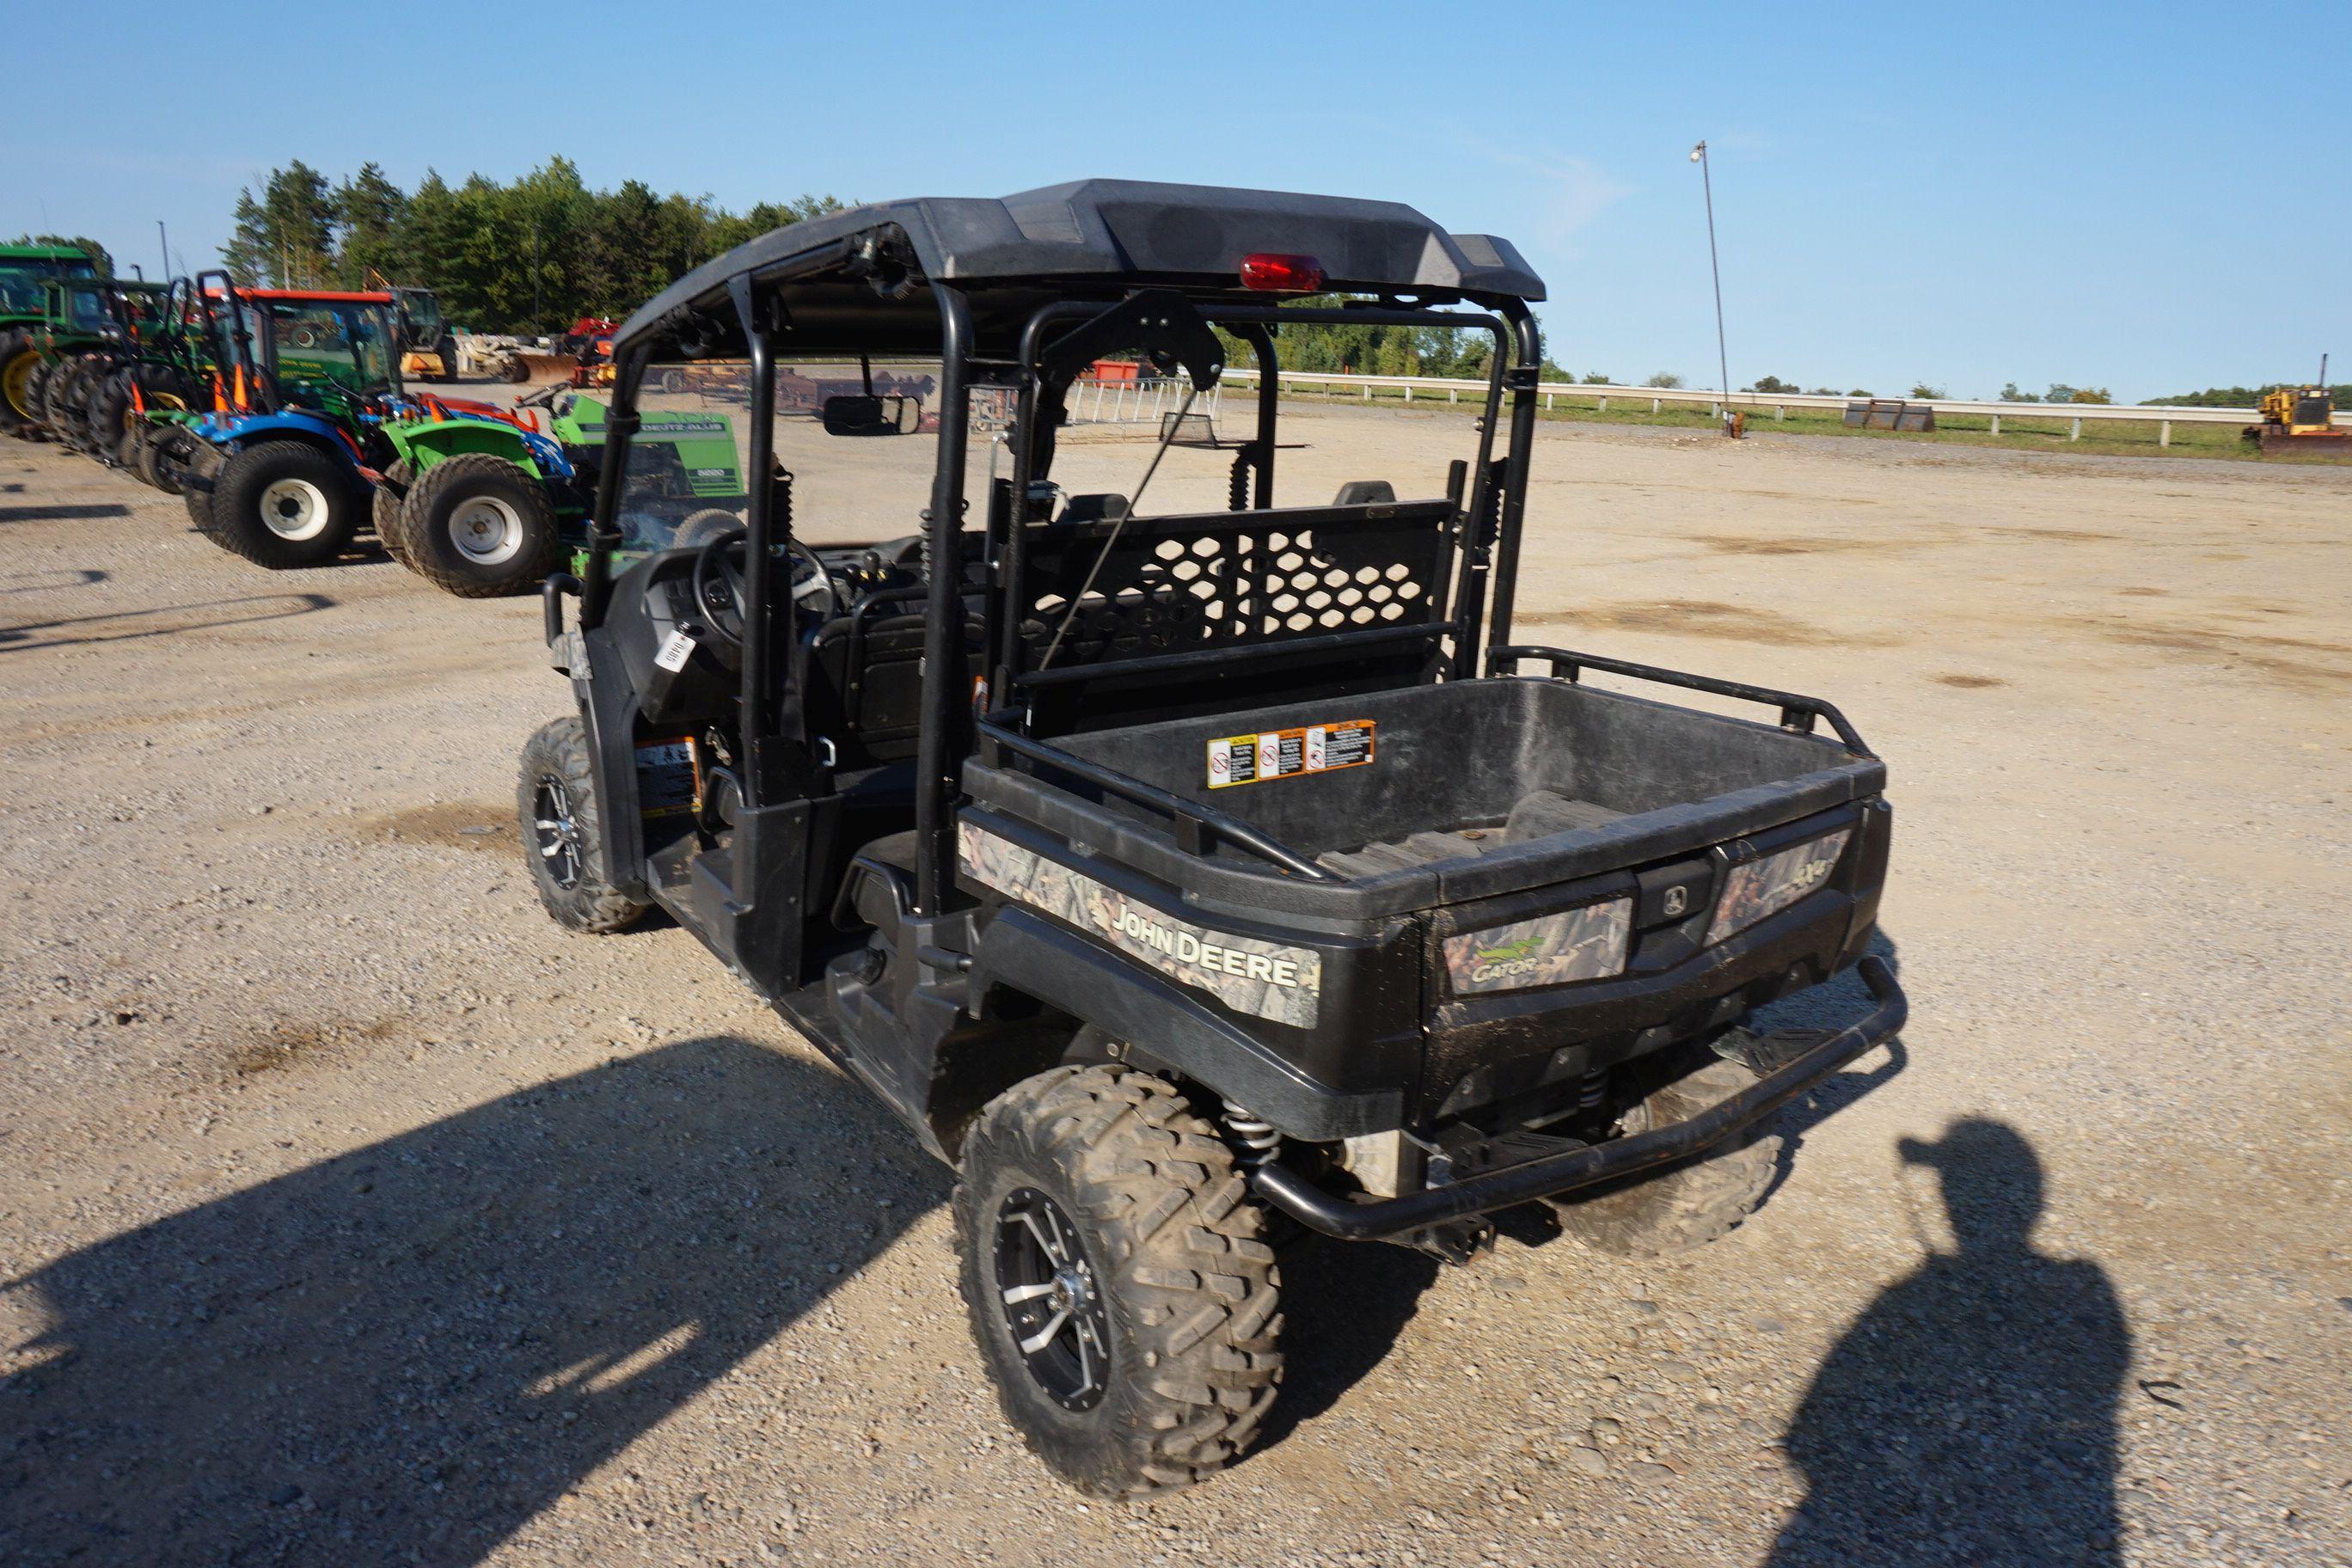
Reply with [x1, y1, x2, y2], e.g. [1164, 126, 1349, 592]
[46, 355, 107, 451]
[202, 440, 364, 569]
[517, 716, 646, 934]
[372, 459, 416, 566]
[0, 331, 44, 436]
[144, 427, 191, 496]
[397, 452, 558, 597]
[21, 358, 60, 437]
[435, 335, 460, 384]
[88, 364, 191, 466]
[954, 1066, 1283, 1499]
[38, 359, 79, 448]
[1547, 1050, 1783, 1258]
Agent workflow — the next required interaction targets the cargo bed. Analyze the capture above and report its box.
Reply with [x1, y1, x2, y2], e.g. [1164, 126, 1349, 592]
[968, 666, 1883, 922]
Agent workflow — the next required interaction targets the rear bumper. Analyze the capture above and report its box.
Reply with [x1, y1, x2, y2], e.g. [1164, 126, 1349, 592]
[1251, 954, 1906, 1242]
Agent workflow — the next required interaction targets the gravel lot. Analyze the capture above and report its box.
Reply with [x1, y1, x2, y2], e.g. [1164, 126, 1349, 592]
[2, 402, 2347, 1567]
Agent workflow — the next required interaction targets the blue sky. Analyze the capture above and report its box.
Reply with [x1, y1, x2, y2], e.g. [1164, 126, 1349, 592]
[6, 2, 2343, 401]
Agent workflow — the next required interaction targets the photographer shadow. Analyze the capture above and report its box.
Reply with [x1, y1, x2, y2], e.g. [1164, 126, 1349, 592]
[2, 1037, 942, 1568]
[1766, 1118, 2129, 1566]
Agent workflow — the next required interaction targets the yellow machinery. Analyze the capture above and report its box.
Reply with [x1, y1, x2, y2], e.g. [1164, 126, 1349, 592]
[2246, 355, 2347, 451]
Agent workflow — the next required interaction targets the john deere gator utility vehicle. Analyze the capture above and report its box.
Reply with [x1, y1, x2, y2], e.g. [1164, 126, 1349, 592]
[0, 243, 101, 438]
[511, 181, 1907, 1498]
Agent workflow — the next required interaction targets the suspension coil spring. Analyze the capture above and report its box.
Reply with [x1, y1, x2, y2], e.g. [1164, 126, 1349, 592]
[1578, 1068, 1609, 1112]
[1220, 1099, 1282, 1165]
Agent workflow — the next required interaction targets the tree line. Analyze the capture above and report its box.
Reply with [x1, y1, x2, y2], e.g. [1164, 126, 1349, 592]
[214, 159, 842, 336]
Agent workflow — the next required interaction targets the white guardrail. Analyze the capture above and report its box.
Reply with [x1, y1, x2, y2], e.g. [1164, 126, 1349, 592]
[1216, 368, 2350, 444]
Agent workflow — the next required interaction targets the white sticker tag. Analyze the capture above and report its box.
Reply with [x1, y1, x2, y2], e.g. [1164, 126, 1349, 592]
[654, 630, 697, 672]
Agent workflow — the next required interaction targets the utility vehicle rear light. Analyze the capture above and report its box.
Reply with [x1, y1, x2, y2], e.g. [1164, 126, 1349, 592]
[1240, 253, 1326, 293]
[1706, 830, 1852, 946]
[1444, 897, 1633, 995]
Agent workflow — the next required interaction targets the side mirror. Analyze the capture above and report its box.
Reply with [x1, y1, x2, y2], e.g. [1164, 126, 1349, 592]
[821, 394, 918, 436]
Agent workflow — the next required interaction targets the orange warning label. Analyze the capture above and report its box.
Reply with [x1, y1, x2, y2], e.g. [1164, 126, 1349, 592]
[1205, 720, 1375, 788]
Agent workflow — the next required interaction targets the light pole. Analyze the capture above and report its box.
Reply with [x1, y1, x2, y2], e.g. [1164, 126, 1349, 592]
[1690, 141, 1732, 435]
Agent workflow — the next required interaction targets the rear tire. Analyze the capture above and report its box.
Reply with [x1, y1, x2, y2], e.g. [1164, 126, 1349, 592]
[18, 356, 59, 438]
[1547, 1051, 1781, 1258]
[203, 440, 363, 568]
[517, 716, 646, 934]
[397, 452, 558, 597]
[954, 1066, 1283, 1498]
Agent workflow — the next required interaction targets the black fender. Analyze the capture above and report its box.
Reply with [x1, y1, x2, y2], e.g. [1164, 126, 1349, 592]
[971, 907, 1403, 1142]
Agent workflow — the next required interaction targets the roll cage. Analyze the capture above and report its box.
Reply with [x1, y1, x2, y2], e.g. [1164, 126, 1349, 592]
[574, 181, 1547, 922]
[194, 274, 405, 413]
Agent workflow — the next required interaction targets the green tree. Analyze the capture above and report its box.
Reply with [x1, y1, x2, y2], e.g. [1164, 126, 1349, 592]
[220, 160, 336, 285]
[332, 162, 408, 288]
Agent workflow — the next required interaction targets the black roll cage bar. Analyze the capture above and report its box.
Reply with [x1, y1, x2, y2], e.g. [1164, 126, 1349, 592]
[579, 261, 1548, 915]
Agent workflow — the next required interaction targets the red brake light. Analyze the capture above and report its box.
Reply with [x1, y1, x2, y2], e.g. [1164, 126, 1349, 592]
[1240, 253, 1326, 292]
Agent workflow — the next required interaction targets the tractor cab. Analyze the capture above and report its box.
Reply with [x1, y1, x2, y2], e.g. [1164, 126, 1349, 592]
[197, 279, 405, 416]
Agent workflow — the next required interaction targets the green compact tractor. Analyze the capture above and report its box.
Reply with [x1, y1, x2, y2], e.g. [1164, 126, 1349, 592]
[375, 384, 748, 597]
[0, 243, 101, 438]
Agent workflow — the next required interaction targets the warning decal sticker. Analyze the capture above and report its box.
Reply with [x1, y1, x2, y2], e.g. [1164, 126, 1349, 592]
[1206, 720, 1375, 789]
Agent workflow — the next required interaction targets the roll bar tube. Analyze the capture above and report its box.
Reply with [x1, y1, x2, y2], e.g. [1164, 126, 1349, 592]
[913, 285, 977, 916]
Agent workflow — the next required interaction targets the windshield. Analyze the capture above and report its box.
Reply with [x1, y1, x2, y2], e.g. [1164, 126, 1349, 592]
[56, 283, 115, 334]
[255, 298, 399, 399]
[0, 254, 97, 315]
[396, 289, 446, 344]
[608, 355, 994, 560]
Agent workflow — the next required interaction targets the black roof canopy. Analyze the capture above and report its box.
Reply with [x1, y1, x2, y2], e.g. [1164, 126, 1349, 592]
[614, 179, 1543, 361]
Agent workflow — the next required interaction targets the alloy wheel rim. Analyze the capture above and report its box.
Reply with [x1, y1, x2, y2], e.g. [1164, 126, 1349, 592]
[993, 1186, 1110, 1410]
[259, 475, 332, 541]
[1, 354, 32, 418]
[449, 494, 525, 565]
[533, 777, 584, 888]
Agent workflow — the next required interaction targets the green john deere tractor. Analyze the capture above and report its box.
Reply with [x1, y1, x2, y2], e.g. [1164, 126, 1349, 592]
[374, 383, 748, 597]
[0, 242, 101, 438]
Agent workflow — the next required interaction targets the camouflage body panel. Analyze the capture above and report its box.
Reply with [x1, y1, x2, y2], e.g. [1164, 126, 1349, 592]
[1442, 897, 1633, 995]
[1706, 829, 1852, 946]
[959, 824, 1322, 1028]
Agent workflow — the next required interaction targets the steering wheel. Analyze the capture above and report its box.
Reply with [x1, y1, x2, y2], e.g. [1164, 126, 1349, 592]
[689, 529, 841, 648]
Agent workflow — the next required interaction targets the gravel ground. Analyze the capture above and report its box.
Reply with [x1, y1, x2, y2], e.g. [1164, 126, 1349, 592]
[1, 403, 2347, 1567]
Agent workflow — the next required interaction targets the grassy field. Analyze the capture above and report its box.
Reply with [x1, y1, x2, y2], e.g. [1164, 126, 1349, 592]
[1246, 381, 2352, 462]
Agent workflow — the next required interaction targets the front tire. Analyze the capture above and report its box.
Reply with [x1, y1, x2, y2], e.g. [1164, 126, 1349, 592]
[398, 452, 558, 597]
[1547, 1050, 1781, 1257]
[517, 716, 646, 933]
[954, 1067, 1283, 1498]
[203, 440, 363, 568]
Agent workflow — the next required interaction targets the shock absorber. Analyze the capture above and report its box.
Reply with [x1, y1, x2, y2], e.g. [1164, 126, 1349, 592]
[1578, 1068, 1609, 1113]
[1220, 1099, 1282, 1166]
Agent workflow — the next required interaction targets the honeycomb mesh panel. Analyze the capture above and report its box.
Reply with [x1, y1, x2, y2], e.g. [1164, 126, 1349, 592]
[1017, 501, 1453, 669]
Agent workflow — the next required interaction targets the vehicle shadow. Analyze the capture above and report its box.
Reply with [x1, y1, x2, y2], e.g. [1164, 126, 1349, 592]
[0, 568, 107, 594]
[0, 592, 335, 652]
[0, 503, 132, 524]
[1, 1036, 944, 1568]
[1766, 1118, 2129, 1565]
[1253, 1234, 1440, 1454]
